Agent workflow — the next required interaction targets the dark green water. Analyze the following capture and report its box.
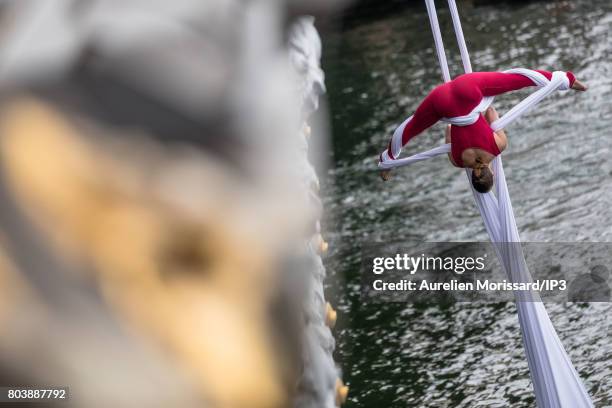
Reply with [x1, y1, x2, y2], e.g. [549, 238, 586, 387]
[322, 1, 612, 407]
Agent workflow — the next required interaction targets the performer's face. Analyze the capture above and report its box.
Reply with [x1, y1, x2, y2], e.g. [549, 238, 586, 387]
[471, 163, 494, 193]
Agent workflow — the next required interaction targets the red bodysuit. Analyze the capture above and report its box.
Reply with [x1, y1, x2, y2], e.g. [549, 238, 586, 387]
[384, 70, 575, 167]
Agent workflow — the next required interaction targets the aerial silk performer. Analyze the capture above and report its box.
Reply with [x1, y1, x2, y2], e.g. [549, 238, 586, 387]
[378, 0, 595, 407]
[378, 70, 587, 191]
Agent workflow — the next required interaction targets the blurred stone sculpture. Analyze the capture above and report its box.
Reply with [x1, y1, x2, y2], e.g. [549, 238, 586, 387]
[0, 1, 346, 407]
[288, 16, 348, 408]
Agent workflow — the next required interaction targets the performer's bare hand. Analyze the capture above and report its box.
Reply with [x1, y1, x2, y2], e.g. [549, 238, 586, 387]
[380, 169, 392, 181]
[484, 106, 499, 124]
[571, 79, 587, 91]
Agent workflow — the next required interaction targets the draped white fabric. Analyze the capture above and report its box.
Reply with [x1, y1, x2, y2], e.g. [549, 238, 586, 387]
[471, 158, 593, 408]
[399, 1, 594, 406]
[378, 143, 450, 170]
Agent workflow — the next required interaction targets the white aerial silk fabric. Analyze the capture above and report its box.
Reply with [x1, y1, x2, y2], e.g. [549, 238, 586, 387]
[395, 1, 594, 407]
[472, 157, 593, 408]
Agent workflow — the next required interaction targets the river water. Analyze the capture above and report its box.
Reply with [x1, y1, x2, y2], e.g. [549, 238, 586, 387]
[322, 1, 612, 406]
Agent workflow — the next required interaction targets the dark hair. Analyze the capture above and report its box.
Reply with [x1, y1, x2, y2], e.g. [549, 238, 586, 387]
[471, 166, 493, 193]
